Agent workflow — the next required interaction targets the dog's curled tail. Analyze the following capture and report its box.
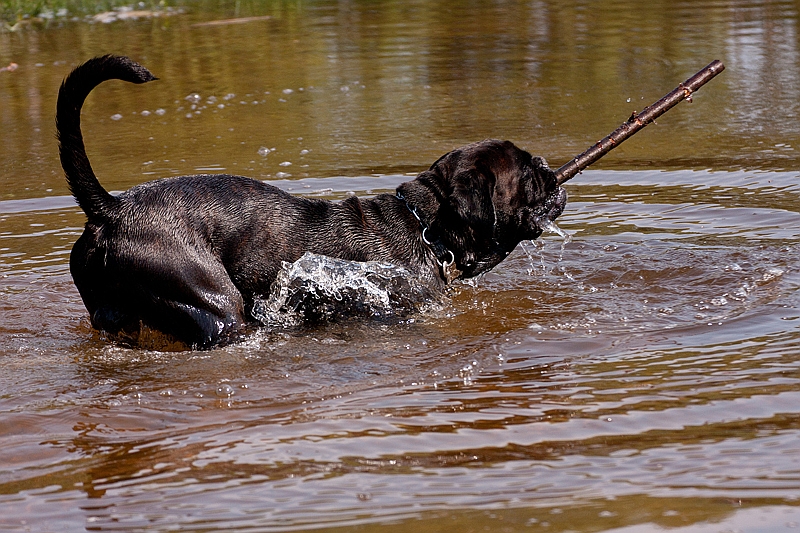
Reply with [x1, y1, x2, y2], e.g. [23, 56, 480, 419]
[56, 55, 157, 220]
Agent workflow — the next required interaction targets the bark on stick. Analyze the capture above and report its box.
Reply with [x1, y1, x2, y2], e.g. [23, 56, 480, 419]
[554, 60, 725, 185]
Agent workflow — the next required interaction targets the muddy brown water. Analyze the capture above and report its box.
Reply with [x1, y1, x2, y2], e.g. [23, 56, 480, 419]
[2, 1, 800, 531]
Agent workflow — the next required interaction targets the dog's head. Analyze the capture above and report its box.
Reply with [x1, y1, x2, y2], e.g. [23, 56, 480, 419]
[397, 139, 567, 279]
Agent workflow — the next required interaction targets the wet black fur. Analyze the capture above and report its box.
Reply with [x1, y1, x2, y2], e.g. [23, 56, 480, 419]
[58, 55, 565, 348]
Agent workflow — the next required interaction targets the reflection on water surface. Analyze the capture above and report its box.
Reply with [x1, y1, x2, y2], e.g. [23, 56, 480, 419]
[2, 1, 800, 532]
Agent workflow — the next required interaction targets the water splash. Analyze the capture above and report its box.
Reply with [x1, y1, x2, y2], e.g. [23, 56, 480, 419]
[536, 217, 573, 244]
[520, 239, 546, 276]
[521, 218, 573, 276]
[251, 252, 443, 327]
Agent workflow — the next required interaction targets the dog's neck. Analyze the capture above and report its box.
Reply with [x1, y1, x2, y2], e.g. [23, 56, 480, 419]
[395, 192, 462, 284]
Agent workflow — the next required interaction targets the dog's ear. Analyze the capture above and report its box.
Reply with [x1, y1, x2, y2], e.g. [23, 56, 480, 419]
[448, 164, 496, 241]
[445, 165, 499, 272]
[397, 158, 497, 266]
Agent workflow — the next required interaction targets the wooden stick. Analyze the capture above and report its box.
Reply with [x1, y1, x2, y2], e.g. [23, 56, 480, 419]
[555, 60, 725, 185]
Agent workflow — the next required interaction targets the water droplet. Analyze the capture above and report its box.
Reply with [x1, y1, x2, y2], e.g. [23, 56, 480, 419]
[155, 108, 166, 115]
[279, 161, 292, 167]
[185, 93, 201, 104]
[140, 110, 151, 116]
[537, 218, 572, 243]
[110, 113, 123, 121]
[282, 88, 294, 94]
[216, 383, 235, 398]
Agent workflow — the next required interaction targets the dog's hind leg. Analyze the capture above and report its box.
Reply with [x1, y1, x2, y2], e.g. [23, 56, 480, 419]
[149, 296, 246, 349]
[71, 239, 248, 348]
[129, 265, 248, 349]
[88, 294, 245, 349]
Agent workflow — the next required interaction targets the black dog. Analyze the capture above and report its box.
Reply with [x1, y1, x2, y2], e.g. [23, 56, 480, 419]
[57, 55, 566, 348]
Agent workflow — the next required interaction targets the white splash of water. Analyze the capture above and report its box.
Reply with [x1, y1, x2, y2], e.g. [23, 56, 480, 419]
[537, 217, 573, 244]
[251, 252, 442, 327]
[522, 219, 573, 277]
[520, 239, 546, 276]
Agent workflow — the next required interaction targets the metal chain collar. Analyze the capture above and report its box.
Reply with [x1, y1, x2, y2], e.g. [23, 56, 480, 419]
[396, 192, 462, 284]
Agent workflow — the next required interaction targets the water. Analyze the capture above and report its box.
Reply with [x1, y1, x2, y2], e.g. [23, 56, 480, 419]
[2, 1, 800, 531]
[251, 251, 443, 326]
[537, 219, 571, 242]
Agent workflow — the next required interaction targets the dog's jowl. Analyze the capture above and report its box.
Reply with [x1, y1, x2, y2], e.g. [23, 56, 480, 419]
[58, 55, 567, 348]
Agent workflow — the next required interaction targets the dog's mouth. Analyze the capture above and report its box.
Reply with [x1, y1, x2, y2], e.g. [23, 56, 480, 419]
[531, 186, 568, 232]
[460, 186, 569, 279]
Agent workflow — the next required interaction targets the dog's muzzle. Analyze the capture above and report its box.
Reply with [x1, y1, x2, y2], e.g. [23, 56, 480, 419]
[534, 186, 567, 230]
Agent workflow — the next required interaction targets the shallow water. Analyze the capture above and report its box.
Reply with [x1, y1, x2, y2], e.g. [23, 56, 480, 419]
[2, 1, 800, 531]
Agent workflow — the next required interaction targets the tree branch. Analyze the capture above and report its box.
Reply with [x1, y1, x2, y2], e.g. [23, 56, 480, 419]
[555, 60, 725, 185]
